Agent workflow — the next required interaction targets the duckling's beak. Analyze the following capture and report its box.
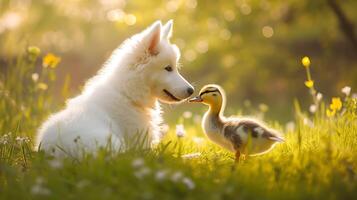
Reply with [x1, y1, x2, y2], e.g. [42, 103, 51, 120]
[188, 96, 203, 103]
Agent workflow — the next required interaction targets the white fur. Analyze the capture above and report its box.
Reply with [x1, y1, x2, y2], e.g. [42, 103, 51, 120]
[35, 20, 194, 157]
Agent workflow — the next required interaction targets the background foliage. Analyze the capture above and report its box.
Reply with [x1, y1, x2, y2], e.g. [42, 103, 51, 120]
[1, 0, 357, 122]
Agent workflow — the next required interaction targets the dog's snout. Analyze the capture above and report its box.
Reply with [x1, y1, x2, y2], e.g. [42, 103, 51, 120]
[186, 87, 194, 95]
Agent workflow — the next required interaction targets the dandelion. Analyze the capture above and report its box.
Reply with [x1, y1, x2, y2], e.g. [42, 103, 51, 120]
[301, 56, 311, 68]
[182, 177, 195, 190]
[37, 82, 48, 90]
[326, 97, 343, 117]
[341, 86, 351, 96]
[181, 152, 201, 159]
[304, 80, 314, 88]
[43, 53, 61, 68]
[175, 124, 186, 138]
[330, 97, 342, 111]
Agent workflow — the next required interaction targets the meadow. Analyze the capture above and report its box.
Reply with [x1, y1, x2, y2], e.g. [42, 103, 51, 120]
[1, 1, 357, 199]
[0, 47, 356, 199]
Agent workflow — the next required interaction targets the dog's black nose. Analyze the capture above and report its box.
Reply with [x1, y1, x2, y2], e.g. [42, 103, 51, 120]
[187, 87, 194, 95]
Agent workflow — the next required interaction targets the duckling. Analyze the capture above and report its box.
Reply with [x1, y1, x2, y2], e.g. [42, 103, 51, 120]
[189, 84, 284, 161]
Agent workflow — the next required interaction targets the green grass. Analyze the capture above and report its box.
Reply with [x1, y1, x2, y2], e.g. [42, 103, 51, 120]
[0, 48, 356, 200]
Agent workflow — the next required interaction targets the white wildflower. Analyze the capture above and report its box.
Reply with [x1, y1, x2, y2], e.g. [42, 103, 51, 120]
[131, 158, 145, 168]
[342, 86, 351, 96]
[161, 124, 169, 135]
[48, 158, 63, 169]
[171, 171, 183, 182]
[303, 118, 314, 127]
[175, 124, 186, 138]
[181, 152, 201, 159]
[31, 177, 51, 196]
[193, 115, 201, 124]
[76, 180, 90, 189]
[32, 73, 39, 82]
[309, 104, 317, 113]
[0, 134, 9, 145]
[316, 92, 323, 101]
[36, 177, 44, 184]
[182, 177, 195, 190]
[183, 111, 192, 119]
[15, 136, 30, 145]
[192, 137, 204, 145]
[31, 184, 51, 196]
[285, 121, 295, 132]
[134, 167, 151, 179]
[155, 169, 168, 181]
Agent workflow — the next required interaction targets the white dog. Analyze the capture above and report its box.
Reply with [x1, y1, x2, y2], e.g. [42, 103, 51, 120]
[35, 20, 194, 157]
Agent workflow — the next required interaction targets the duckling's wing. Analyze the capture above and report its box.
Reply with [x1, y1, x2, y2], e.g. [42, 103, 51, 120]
[224, 119, 284, 144]
[222, 123, 243, 150]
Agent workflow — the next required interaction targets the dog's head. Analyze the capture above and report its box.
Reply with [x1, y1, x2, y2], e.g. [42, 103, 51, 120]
[135, 20, 194, 104]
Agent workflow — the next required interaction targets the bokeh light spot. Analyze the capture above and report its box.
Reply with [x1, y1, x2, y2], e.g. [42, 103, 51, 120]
[224, 10, 236, 21]
[262, 26, 274, 38]
[125, 14, 136, 26]
[184, 50, 197, 62]
[240, 3, 251, 15]
[196, 40, 209, 54]
[220, 29, 232, 40]
[185, 0, 197, 9]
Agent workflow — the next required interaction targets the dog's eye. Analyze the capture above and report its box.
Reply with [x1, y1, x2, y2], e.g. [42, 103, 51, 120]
[165, 65, 173, 72]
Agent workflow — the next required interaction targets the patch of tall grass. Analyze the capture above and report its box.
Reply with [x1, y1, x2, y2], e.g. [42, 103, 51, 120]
[0, 50, 356, 199]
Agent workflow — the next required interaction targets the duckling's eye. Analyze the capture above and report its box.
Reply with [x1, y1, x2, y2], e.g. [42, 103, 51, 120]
[165, 65, 173, 72]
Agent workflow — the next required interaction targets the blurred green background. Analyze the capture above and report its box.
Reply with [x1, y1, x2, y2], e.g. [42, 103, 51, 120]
[1, 0, 357, 123]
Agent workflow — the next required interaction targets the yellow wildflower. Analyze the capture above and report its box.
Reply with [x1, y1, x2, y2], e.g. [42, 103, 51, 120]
[301, 56, 310, 68]
[27, 46, 41, 57]
[326, 109, 335, 117]
[37, 82, 48, 90]
[304, 80, 314, 88]
[259, 103, 269, 112]
[43, 53, 61, 68]
[330, 97, 342, 111]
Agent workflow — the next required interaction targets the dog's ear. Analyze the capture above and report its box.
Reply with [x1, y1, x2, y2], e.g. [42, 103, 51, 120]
[145, 21, 162, 55]
[162, 20, 173, 40]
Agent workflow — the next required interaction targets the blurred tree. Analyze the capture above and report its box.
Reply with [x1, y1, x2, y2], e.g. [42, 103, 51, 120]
[326, 0, 357, 52]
